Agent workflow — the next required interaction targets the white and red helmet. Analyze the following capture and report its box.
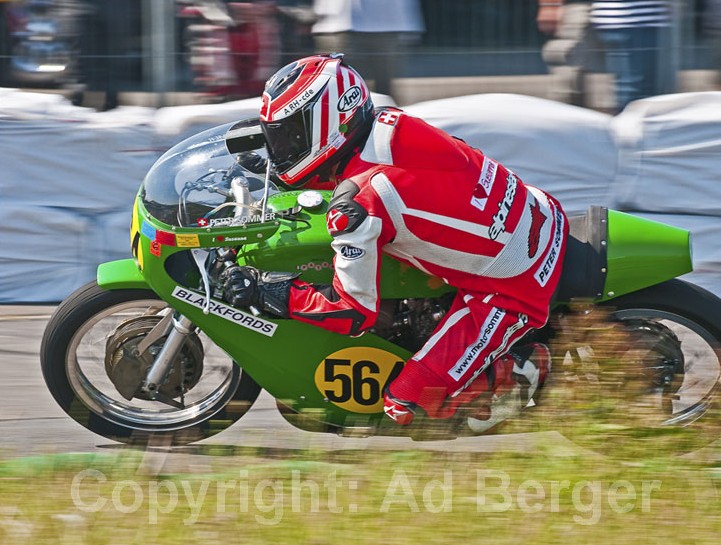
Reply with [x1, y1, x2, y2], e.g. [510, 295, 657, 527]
[259, 54, 374, 188]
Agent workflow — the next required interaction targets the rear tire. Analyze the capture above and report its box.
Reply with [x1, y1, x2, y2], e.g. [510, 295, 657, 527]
[547, 279, 721, 456]
[41, 281, 262, 445]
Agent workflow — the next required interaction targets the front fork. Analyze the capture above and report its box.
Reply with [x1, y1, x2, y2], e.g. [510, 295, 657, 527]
[138, 314, 196, 400]
[136, 247, 237, 400]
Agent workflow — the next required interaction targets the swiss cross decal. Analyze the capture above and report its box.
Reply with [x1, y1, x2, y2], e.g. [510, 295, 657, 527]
[378, 112, 399, 126]
[326, 208, 350, 234]
[197, 218, 209, 227]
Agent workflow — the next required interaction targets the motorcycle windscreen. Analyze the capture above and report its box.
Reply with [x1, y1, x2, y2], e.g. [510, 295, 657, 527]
[140, 123, 274, 227]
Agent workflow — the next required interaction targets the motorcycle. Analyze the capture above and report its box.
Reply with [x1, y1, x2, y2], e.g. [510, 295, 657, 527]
[40, 120, 721, 450]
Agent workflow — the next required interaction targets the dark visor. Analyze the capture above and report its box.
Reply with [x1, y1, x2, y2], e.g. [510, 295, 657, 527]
[262, 106, 313, 175]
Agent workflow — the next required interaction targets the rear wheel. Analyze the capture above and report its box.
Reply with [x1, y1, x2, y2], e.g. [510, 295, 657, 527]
[41, 281, 261, 445]
[548, 280, 721, 456]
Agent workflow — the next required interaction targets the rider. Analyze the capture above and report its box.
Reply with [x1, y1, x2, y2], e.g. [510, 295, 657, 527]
[221, 53, 569, 426]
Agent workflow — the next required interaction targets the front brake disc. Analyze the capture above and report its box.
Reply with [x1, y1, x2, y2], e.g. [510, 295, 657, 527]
[105, 315, 204, 401]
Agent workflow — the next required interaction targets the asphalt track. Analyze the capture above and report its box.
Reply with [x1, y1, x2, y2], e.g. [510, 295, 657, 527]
[0, 304, 558, 463]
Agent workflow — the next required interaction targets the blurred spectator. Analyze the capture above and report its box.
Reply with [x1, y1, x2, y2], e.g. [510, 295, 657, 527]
[311, 0, 424, 98]
[275, 0, 315, 65]
[537, 0, 601, 106]
[0, 0, 86, 89]
[75, 0, 142, 110]
[590, 0, 672, 112]
[706, 0, 721, 88]
[53, 0, 90, 84]
[179, 0, 280, 99]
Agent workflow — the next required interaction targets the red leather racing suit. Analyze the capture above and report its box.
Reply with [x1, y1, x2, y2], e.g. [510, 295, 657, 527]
[288, 108, 569, 416]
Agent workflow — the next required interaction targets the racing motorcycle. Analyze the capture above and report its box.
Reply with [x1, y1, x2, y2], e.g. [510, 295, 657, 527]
[40, 120, 721, 450]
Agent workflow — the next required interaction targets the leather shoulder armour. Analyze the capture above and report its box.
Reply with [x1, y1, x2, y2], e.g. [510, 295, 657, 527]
[326, 179, 368, 237]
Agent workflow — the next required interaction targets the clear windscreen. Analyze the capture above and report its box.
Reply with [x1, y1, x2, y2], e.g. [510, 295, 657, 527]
[140, 123, 278, 227]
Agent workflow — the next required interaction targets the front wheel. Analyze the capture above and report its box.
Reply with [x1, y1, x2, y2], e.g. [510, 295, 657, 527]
[40, 281, 262, 445]
[548, 279, 721, 456]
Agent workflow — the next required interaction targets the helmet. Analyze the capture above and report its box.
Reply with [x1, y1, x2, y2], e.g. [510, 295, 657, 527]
[259, 54, 374, 188]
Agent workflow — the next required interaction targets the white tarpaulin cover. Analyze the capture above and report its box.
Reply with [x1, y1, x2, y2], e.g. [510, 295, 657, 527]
[610, 93, 721, 216]
[1, 89, 720, 301]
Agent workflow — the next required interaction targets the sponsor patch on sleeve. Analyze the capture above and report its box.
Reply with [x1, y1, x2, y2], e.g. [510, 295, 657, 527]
[471, 157, 498, 213]
[326, 179, 367, 236]
[378, 111, 399, 126]
[339, 245, 365, 260]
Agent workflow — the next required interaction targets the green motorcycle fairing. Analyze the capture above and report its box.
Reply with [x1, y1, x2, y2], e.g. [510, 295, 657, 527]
[124, 192, 437, 428]
[603, 210, 692, 300]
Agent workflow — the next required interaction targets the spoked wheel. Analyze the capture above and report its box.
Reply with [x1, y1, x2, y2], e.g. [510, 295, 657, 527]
[548, 280, 721, 456]
[610, 313, 719, 428]
[41, 281, 261, 445]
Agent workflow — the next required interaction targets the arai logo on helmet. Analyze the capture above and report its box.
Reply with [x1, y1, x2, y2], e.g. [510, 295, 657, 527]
[338, 86, 362, 112]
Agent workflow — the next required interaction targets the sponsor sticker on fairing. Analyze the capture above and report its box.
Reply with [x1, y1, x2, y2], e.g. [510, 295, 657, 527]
[140, 221, 156, 241]
[204, 212, 277, 228]
[176, 234, 200, 248]
[150, 240, 162, 258]
[172, 287, 277, 337]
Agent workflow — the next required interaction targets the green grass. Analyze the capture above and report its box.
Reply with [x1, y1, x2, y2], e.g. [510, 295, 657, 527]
[4, 308, 720, 543]
[1, 444, 721, 545]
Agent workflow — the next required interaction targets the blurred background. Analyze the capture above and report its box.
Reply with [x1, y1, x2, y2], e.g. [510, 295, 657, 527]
[0, 0, 717, 111]
[3, 0, 721, 304]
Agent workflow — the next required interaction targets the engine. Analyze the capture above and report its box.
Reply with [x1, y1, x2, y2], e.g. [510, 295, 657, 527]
[373, 294, 455, 352]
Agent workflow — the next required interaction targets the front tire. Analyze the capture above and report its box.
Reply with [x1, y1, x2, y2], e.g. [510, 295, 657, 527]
[40, 281, 262, 445]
